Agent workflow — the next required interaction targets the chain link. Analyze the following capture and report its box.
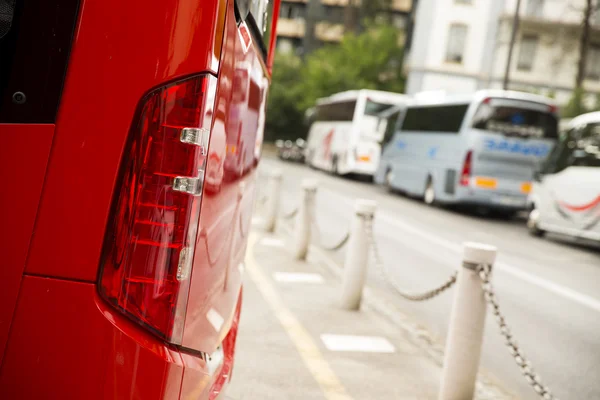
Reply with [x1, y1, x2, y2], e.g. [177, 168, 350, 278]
[478, 264, 558, 400]
[362, 216, 457, 301]
[308, 205, 350, 251]
[281, 207, 298, 219]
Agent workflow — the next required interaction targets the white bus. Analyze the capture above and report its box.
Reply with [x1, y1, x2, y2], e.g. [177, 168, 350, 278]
[304, 90, 410, 177]
[375, 90, 559, 217]
[527, 112, 600, 241]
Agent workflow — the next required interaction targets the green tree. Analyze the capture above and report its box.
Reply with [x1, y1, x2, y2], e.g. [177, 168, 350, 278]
[563, 87, 588, 118]
[264, 53, 306, 142]
[298, 23, 405, 110]
[265, 23, 405, 142]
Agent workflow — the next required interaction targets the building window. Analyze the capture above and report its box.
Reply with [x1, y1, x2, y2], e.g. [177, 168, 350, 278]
[323, 5, 345, 24]
[525, 0, 544, 18]
[446, 24, 467, 63]
[517, 34, 538, 71]
[279, 2, 305, 19]
[586, 45, 600, 80]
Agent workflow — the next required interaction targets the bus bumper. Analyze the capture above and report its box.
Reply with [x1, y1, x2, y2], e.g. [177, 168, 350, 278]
[454, 187, 528, 210]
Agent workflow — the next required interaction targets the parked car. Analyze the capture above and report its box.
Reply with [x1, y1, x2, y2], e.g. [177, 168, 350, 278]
[276, 138, 307, 162]
[527, 111, 600, 242]
[0, 0, 281, 399]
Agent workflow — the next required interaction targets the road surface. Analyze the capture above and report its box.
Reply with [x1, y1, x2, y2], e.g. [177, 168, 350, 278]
[257, 156, 600, 400]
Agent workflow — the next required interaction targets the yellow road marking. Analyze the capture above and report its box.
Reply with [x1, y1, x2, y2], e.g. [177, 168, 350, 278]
[246, 234, 353, 400]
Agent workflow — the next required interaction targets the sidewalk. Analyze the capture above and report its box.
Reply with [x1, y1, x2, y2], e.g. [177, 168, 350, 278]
[227, 223, 514, 399]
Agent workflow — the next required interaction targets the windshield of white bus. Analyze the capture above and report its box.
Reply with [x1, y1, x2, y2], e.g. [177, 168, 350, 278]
[471, 101, 558, 139]
[542, 123, 600, 173]
[364, 99, 396, 116]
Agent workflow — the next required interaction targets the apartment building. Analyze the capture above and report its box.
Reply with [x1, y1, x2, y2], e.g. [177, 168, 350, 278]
[406, 0, 600, 105]
[276, 0, 413, 55]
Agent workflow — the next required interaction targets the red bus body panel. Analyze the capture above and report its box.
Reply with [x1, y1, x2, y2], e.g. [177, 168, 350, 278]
[0, 0, 279, 398]
[0, 125, 54, 366]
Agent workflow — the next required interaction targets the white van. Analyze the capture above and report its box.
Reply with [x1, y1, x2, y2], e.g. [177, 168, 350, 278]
[305, 90, 410, 177]
[375, 90, 559, 216]
[527, 112, 600, 241]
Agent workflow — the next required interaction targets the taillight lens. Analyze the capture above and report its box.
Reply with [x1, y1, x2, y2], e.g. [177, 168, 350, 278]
[100, 74, 217, 343]
[460, 150, 473, 186]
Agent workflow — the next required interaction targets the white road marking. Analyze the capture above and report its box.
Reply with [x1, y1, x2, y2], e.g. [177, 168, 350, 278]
[380, 212, 600, 313]
[274, 272, 325, 284]
[246, 234, 353, 400]
[277, 174, 600, 313]
[260, 237, 285, 247]
[321, 334, 396, 353]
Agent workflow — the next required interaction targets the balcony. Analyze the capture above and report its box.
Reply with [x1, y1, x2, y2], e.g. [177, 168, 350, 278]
[277, 18, 306, 38]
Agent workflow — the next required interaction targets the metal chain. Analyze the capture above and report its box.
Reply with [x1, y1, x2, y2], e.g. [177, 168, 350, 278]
[478, 264, 558, 400]
[320, 231, 350, 251]
[281, 207, 298, 219]
[307, 204, 350, 251]
[363, 216, 457, 301]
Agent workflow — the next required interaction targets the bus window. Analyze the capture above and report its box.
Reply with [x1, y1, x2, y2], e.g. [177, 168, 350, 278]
[400, 104, 468, 133]
[542, 129, 575, 174]
[248, 0, 275, 58]
[364, 98, 395, 116]
[382, 110, 401, 146]
[471, 102, 558, 139]
[573, 123, 600, 167]
[316, 100, 356, 122]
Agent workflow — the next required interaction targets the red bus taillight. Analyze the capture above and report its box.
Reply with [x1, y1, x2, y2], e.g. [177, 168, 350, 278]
[460, 150, 473, 186]
[100, 74, 217, 343]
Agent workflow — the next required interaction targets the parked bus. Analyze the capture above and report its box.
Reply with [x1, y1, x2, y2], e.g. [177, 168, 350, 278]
[305, 90, 410, 177]
[0, 0, 280, 399]
[375, 90, 559, 216]
[527, 112, 600, 242]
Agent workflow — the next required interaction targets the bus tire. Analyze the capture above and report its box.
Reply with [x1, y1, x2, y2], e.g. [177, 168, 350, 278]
[527, 207, 545, 237]
[331, 156, 339, 176]
[384, 169, 395, 192]
[423, 177, 436, 206]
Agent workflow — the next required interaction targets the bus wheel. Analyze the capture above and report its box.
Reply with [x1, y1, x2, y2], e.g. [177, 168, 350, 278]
[424, 178, 436, 206]
[385, 169, 395, 192]
[331, 156, 339, 176]
[527, 207, 545, 237]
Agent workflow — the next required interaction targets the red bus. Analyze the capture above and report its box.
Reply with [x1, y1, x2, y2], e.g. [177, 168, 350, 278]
[0, 0, 280, 398]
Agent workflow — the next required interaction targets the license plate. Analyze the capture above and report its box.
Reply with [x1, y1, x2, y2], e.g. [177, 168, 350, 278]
[495, 196, 525, 206]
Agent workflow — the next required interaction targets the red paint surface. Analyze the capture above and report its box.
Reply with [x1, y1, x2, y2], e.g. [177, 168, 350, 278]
[1, 0, 279, 397]
[559, 195, 600, 212]
[0, 276, 184, 399]
[26, 0, 227, 281]
[0, 124, 54, 365]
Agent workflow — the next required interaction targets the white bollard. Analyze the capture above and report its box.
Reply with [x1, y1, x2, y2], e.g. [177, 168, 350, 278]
[438, 242, 497, 400]
[340, 199, 377, 311]
[291, 179, 318, 260]
[264, 169, 283, 233]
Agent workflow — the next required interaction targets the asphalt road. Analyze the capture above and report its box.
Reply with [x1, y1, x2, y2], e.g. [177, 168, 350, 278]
[257, 155, 600, 400]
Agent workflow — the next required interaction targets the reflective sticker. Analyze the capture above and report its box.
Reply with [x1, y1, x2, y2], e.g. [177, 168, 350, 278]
[483, 138, 550, 157]
[428, 146, 439, 159]
[238, 22, 252, 53]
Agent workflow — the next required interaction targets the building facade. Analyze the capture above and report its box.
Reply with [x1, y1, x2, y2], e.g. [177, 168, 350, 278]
[276, 0, 412, 56]
[406, 0, 600, 105]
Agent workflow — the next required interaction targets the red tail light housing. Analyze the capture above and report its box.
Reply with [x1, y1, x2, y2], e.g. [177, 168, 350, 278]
[460, 150, 473, 186]
[99, 74, 217, 343]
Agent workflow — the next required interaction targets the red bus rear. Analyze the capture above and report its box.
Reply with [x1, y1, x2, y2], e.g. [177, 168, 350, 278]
[0, 0, 280, 398]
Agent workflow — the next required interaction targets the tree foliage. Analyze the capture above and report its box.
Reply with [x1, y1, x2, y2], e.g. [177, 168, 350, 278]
[265, 24, 405, 141]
